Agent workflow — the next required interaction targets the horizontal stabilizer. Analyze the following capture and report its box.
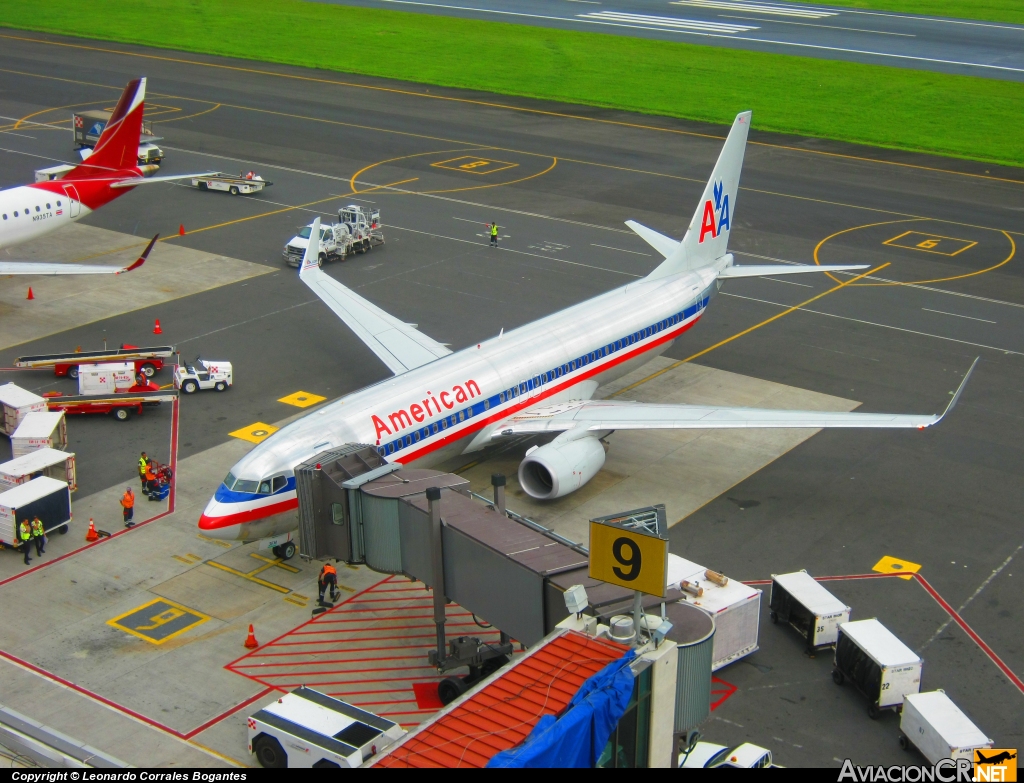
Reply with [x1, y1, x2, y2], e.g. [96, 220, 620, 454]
[625, 220, 678, 259]
[110, 172, 220, 188]
[718, 264, 868, 279]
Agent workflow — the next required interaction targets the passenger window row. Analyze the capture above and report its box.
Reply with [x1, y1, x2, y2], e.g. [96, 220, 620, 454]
[3, 200, 62, 220]
[378, 298, 707, 457]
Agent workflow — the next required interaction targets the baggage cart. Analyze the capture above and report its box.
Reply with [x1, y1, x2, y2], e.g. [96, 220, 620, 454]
[770, 570, 851, 652]
[11, 412, 67, 458]
[190, 173, 272, 195]
[78, 362, 136, 395]
[248, 687, 405, 768]
[0, 476, 72, 548]
[667, 554, 761, 671]
[0, 448, 77, 493]
[833, 618, 922, 718]
[899, 690, 992, 763]
[0, 383, 48, 436]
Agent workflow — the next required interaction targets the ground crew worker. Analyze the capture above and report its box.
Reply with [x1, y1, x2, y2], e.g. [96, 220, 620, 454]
[489, 221, 499, 247]
[144, 463, 158, 496]
[138, 452, 149, 490]
[18, 519, 32, 565]
[31, 516, 45, 556]
[121, 487, 135, 528]
[318, 563, 339, 604]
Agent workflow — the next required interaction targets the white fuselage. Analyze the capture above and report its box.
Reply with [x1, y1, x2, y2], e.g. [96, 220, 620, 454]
[0, 184, 88, 249]
[199, 266, 718, 540]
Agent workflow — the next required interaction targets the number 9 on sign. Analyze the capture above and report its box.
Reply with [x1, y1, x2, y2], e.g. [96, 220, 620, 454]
[589, 521, 667, 597]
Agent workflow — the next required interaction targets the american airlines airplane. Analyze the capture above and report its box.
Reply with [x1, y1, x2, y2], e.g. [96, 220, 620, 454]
[0, 77, 205, 275]
[198, 112, 975, 547]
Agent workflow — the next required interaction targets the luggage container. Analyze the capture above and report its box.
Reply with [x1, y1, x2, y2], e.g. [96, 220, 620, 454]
[11, 412, 67, 458]
[770, 570, 851, 652]
[0, 448, 77, 493]
[78, 362, 136, 395]
[667, 555, 761, 671]
[899, 690, 992, 763]
[833, 618, 922, 718]
[0, 476, 72, 547]
[0, 383, 48, 436]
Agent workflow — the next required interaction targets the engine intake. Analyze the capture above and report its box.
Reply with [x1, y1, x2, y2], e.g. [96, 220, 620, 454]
[518, 435, 606, 500]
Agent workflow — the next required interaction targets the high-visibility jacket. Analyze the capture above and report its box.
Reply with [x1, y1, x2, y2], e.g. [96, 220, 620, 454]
[490, 224, 498, 237]
[145, 468, 156, 482]
[121, 491, 135, 509]
[31, 518, 44, 537]
[19, 521, 31, 541]
[138, 456, 148, 475]
[320, 564, 337, 579]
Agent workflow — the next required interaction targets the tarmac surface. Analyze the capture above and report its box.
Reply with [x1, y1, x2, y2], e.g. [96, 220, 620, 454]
[324, 0, 1024, 81]
[0, 30, 1022, 767]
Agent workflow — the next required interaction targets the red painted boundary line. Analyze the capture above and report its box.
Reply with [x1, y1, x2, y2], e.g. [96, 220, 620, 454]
[744, 571, 1024, 695]
[0, 398, 180, 589]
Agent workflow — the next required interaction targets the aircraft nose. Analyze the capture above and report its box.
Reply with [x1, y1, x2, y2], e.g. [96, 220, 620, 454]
[197, 496, 237, 537]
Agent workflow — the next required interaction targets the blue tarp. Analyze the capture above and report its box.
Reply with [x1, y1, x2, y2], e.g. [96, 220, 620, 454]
[486, 648, 636, 768]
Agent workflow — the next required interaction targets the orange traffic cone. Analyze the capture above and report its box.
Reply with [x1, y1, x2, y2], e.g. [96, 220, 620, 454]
[153, 319, 163, 335]
[26, 287, 34, 300]
[244, 624, 258, 649]
[179, 224, 185, 236]
[85, 518, 98, 542]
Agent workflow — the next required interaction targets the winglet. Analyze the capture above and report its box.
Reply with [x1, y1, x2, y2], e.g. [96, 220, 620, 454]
[117, 234, 158, 274]
[299, 217, 322, 279]
[938, 357, 978, 421]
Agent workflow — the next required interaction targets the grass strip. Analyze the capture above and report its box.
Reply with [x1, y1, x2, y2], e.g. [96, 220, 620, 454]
[1, 0, 1021, 167]
[794, 0, 1024, 26]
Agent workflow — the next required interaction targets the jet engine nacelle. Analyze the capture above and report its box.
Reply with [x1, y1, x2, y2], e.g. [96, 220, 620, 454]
[518, 434, 606, 500]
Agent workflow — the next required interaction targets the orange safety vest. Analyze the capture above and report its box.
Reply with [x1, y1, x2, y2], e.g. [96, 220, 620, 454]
[121, 491, 134, 509]
[321, 564, 337, 579]
[145, 468, 156, 481]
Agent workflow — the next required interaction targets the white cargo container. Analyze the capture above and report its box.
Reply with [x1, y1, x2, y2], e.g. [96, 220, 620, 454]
[78, 362, 136, 395]
[899, 691, 992, 763]
[0, 476, 72, 546]
[667, 554, 761, 671]
[0, 383, 48, 436]
[833, 618, 923, 717]
[770, 570, 851, 651]
[248, 687, 405, 768]
[0, 448, 77, 493]
[10, 412, 67, 458]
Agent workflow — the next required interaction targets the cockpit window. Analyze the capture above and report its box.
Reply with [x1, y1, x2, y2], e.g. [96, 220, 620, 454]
[233, 478, 259, 493]
[272, 476, 287, 492]
[224, 472, 236, 489]
[258, 481, 272, 494]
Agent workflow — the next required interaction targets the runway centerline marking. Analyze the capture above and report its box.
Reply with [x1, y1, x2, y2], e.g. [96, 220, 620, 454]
[2, 41, 1022, 188]
[611, 263, 889, 397]
[922, 308, 996, 324]
[716, 14, 917, 36]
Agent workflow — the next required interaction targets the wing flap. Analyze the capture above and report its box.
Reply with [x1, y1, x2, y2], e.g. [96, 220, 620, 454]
[298, 218, 451, 375]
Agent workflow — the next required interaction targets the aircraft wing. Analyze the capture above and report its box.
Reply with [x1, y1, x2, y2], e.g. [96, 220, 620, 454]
[109, 172, 221, 188]
[0, 235, 157, 276]
[492, 359, 977, 437]
[298, 218, 451, 375]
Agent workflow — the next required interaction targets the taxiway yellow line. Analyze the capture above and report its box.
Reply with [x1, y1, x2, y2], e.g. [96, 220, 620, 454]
[204, 560, 290, 593]
[612, 263, 891, 397]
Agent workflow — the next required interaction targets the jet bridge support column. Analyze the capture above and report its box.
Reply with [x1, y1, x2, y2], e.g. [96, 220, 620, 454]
[427, 486, 446, 668]
[491, 473, 506, 517]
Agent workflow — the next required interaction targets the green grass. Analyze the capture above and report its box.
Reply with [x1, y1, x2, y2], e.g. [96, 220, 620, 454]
[1, 0, 1021, 167]
[795, 0, 1024, 25]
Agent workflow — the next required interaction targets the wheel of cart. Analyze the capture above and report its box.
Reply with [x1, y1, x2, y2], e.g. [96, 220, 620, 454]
[230, 186, 239, 195]
[253, 735, 287, 768]
[113, 407, 132, 421]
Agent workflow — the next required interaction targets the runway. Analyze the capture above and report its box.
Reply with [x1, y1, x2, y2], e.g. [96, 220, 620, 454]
[322, 0, 1024, 80]
[0, 30, 1022, 765]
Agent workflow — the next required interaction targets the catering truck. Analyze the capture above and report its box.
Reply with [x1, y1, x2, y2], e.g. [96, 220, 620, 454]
[283, 206, 384, 268]
[73, 109, 163, 166]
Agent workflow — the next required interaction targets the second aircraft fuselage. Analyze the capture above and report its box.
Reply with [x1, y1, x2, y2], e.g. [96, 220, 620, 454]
[199, 265, 719, 541]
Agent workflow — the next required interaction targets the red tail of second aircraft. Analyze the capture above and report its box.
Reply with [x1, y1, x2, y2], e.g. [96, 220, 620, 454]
[69, 77, 146, 180]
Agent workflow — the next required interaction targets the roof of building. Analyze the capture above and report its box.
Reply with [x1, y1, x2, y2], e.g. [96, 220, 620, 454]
[373, 630, 627, 768]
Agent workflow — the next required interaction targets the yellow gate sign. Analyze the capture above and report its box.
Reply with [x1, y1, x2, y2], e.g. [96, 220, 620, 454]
[589, 519, 668, 597]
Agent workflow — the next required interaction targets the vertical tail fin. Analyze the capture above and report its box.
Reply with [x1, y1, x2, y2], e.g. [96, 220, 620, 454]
[69, 78, 146, 178]
[647, 111, 751, 280]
